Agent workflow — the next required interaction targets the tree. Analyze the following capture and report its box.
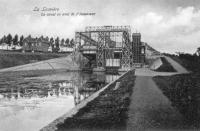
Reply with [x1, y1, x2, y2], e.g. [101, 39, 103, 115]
[45, 36, 49, 42]
[1, 35, 7, 44]
[3, 35, 7, 43]
[19, 35, 24, 46]
[40, 35, 44, 39]
[50, 37, 54, 46]
[70, 39, 74, 47]
[0, 36, 6, 44]
[65, 38, 69, 47]
[28, 35, 31, 38]
[60, 38, 65, 46]
[55, 37, 60, 52]
[0, 38, 3, 45]
[196, 47, 200, 56]
[13, 34, 19, 45]
[6, 34, 12, 46]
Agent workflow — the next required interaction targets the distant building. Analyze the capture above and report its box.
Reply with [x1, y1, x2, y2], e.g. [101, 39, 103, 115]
[0, 43, 22, 51]
[23, 36, 50, 52]
[0, 43, 10, 50]
[59, 46, 74, 53]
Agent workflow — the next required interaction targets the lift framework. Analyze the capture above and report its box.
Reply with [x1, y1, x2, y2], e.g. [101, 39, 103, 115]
[75, 26, 132, 70]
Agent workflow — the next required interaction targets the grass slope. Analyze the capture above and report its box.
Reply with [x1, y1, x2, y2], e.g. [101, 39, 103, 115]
[56, 70, 136, 131]
[153, 54, 200, 128]
[155, 57, 176, 72]
[0, 51, 68, 69]
[153, 73, 200, 128]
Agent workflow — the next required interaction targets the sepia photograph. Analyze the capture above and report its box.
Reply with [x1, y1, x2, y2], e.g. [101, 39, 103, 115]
[0, 0, 200, 131]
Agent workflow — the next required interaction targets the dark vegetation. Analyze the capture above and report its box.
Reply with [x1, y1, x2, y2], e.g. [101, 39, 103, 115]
[153, 52, 200, 128]
[155, 57, 176, 72]
[169, 53, 200, 72]
[0, 51, 68, 69]
[56, 70, 136, 131]
[0, 34, 75, 49]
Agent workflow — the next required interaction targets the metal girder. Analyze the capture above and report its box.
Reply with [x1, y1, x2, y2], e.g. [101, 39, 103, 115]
[75, 32, 97, 47]
[96, 31, 115, 67]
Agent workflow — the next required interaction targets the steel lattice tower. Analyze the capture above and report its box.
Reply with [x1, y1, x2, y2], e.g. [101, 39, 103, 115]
[75, 25, 132, 70]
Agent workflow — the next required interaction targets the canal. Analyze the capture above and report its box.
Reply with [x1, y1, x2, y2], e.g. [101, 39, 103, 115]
[0, 70, 120, 131]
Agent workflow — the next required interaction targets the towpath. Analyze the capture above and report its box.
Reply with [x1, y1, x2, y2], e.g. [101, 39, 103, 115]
[127, 56, 188, 130]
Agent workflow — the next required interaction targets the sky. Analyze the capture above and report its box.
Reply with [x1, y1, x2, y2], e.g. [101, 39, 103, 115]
[0, 0, 200, 53]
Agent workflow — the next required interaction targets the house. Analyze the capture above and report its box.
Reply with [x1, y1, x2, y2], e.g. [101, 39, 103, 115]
[23, 36, 50, 52]
[0, 43, 11, 50]
[0, 43, 22, 51]
[59, 46, 74, 53]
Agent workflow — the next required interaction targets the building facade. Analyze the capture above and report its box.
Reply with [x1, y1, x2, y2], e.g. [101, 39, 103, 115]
[23, 36, 50, 52]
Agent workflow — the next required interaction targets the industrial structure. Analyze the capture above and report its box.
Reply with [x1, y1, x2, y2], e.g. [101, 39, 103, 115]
[75, 25, 145, 72]
[132, 33, 146, 66]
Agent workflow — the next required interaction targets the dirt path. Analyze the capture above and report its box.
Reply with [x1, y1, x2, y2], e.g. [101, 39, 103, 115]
[127, 76, 183, 130]
[164, 56, 188, 74]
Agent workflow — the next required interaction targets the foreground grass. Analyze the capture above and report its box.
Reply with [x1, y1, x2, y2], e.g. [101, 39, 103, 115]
[0, 51, 69, 69]
[153, 73, 200, 128]
[56, 70, 136, 131]
[155, 57, 176, 72]
[153, 54, 200, 128]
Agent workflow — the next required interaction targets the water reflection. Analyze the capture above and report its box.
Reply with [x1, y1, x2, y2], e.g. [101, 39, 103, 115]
[0, 71, 119, 131]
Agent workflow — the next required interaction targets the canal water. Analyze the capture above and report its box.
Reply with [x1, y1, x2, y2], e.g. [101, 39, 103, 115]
[0, 71, 120, 131]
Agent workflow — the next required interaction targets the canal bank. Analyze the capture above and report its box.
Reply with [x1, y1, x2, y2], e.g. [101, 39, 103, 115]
[41, 70, 135, 131]
[0, 52, 88, 73]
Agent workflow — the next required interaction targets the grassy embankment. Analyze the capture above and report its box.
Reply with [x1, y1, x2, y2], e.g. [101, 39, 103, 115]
[0, 51, 69, 69]
[153, 54, 200, 128]
[56, 70, 136, 131]
[154, 57, 176, 72]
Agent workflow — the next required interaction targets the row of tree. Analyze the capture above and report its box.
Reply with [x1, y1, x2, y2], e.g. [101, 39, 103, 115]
[0, 34, 24, 46]
[49, 37, 74, 52]
[49, 37, 75, 48]
[0, 34, 75, 48]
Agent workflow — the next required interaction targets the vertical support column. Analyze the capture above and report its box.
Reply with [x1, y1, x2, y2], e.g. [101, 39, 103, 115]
[132, 33, 142, 66]
[96, 31, 105, 69]
[75, 32, 81, 51]
[74, 32, 82, 68]
[121, 31, 131, 70]
[105, 32, 114, 59]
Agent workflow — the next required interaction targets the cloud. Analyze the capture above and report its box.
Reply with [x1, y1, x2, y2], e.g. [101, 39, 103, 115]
[0, 0, 200, 53]
[132, 6, 200, 53]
